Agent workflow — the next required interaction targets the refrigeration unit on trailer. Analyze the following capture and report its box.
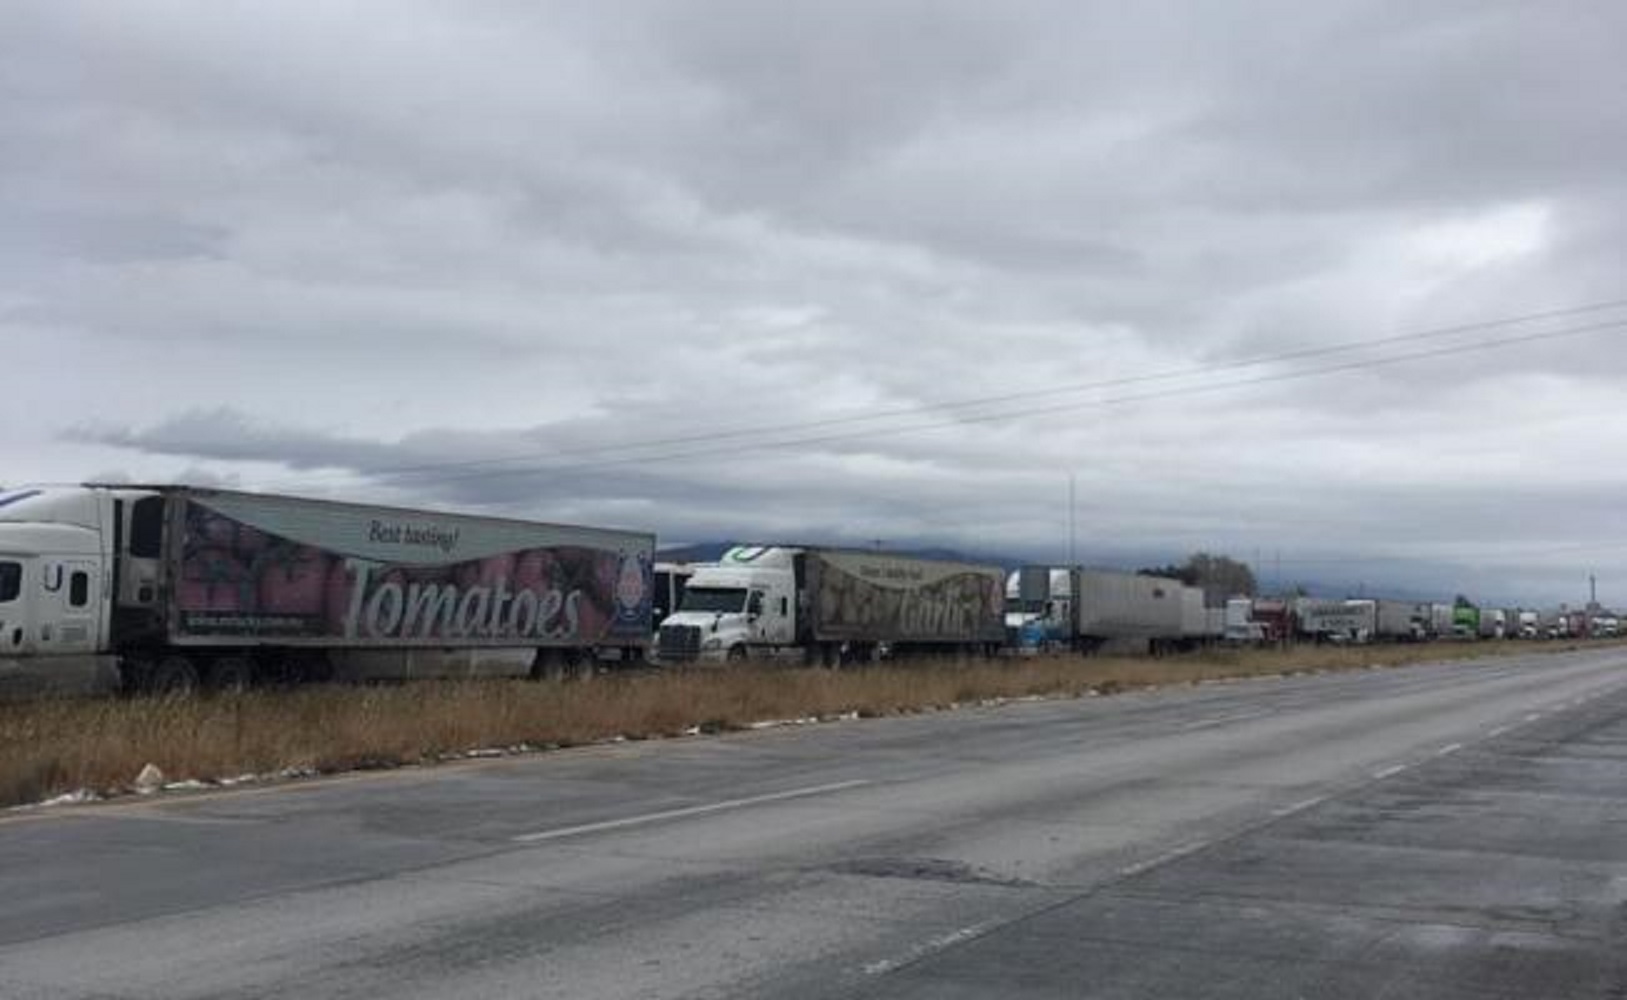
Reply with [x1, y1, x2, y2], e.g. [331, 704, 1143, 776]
[651, 562, 694, 630]
[0, 485, 654, 697]
[656, 545, 1006, 664]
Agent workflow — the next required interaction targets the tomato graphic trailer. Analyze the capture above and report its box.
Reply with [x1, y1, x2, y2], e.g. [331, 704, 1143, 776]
[0, 484, 653, 695]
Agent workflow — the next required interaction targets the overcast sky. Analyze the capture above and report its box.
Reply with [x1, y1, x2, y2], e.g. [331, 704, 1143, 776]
[5, 1, 1626, 606]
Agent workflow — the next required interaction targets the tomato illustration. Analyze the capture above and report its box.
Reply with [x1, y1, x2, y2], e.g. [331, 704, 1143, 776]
[257, 547, 330, 615]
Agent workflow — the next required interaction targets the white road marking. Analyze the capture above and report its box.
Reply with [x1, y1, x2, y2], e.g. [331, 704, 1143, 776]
[1435, 743, 1464, 756]
[1118, 839, 1211, 877]
[1271, 796, 1327, 817]
[1486, 726, 1510, 737]
[512, 779, 871, 843]
[1372, 764, 1409, 779]
[863, 920, 1002, 976]
[1525, 713, 1544, 722]
[1178, 710, 1268, 732]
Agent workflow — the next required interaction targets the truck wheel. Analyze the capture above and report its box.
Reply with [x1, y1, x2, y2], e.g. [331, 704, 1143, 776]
[569, 651, 596, 682]
[207, 657, 255, 693]
[148, 655, 200, 697]
[726, 644, 748, 663]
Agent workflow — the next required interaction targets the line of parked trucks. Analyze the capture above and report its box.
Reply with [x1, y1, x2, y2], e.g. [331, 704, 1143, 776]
[0, 484, 1615, 698]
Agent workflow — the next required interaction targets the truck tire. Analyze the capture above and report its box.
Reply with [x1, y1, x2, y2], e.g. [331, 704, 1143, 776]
[569, 651, 596, 682]
[207, 656, 255, 693]
[148, 655, 200, 696]
[726, 644, 748, 663]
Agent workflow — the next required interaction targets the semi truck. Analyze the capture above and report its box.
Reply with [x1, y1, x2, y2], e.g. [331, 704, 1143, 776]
[0, 485, 655, 697]
[1005, 566, 1075, 650]
[1452, 605, 1481, 639]
[656, 545, 1005, 664]
[1008, 566, 1196, 655]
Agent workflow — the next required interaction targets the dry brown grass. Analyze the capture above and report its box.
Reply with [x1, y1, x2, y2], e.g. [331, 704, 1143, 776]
[0, 639, 1602, 809]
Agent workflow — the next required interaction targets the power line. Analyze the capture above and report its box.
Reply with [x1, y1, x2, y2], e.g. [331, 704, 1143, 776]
[270, 298, 1627, 486]
[372, 315, 1626, 486]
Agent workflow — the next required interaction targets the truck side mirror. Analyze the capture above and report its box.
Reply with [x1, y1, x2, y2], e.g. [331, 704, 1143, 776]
[747, 593, 764, 618]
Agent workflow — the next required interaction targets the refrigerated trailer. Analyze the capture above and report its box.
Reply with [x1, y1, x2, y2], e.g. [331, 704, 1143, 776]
[0, 485, 654, 696]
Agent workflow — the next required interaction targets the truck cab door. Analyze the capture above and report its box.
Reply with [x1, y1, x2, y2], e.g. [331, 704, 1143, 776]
[35, 558, 102, 656]
[762, 586, 794, 646]
[747, 589, 768, 643]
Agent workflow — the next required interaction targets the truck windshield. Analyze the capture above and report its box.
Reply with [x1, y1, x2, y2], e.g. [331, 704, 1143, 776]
[680, 587, 747, 613]
[0, 561, 18, 603]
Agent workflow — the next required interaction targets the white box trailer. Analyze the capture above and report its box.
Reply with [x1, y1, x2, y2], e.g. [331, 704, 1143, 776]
[0, 485, 655, 696]
[1072, 569, 1189, 654]
[1298, 599, 1376, 643]
[1373, 599, 1425, 641]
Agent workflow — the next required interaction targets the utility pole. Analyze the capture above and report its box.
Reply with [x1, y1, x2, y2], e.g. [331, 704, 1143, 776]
[1068, 473, 1077, 568]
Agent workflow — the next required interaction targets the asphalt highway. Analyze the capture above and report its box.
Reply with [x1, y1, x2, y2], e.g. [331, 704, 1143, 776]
[3, 647, 1625, 998]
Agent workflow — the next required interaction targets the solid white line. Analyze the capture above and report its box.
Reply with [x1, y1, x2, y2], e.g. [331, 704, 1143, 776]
[512, 779, 872, 843]
[1118, 839, 1211, 877]
[1436, 742, 1464, 756]
[1372, 764, 1409, 779]
[863, 921, 1001, 976]
[1271, 796, 1327, 817]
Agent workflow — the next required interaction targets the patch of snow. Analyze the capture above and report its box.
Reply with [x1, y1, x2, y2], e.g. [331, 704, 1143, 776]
[162, 779, 208, 792]
[31, 789, 99, 810]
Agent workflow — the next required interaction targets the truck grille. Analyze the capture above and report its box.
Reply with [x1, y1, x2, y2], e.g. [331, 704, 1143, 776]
[658, 625, 702, 663]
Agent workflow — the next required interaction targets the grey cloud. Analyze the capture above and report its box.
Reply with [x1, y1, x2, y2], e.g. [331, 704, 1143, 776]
[9, 1, 1627, 607]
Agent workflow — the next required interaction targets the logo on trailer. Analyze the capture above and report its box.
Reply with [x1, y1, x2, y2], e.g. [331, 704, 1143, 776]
[613, 551, 652, 626]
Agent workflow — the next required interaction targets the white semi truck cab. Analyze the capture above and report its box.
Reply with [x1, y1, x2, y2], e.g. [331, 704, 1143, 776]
[0, 485, 165, 697]
[656, 547, 798, 662]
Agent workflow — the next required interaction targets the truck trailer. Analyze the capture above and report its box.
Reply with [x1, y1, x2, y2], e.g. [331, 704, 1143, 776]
[1373, 599, 1427, 642]
[1297, 599, 1376, 643]
[0, 485, 655, 697]
[656, 545, 1005, 664]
